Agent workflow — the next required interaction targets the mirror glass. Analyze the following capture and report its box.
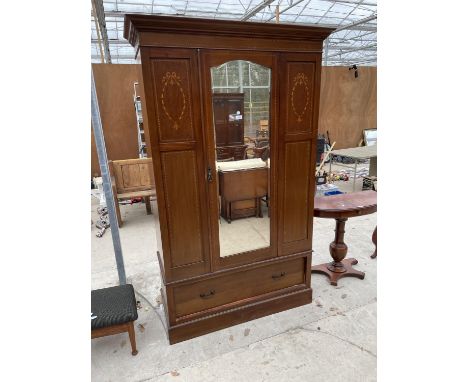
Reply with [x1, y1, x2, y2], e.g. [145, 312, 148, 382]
[211, 60, 271, 258]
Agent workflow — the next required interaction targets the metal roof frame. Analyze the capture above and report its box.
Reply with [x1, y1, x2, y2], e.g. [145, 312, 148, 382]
[91, 0, 377, 66]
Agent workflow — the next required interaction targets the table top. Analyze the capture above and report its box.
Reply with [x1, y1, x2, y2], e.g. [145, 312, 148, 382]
[330, 145, 377, 160]
[314, 190, 377, 219]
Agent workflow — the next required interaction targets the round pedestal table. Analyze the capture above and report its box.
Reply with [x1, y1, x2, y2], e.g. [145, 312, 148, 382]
[311, 190, 377, 286]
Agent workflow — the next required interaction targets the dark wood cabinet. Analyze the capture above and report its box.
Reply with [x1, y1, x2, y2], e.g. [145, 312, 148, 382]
[212, 93, 244, 147]
[125, 14, 332, 344]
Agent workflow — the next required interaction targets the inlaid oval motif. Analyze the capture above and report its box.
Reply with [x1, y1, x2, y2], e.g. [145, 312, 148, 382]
[291, 73, 310, 123]
[161, 72, 187, 130]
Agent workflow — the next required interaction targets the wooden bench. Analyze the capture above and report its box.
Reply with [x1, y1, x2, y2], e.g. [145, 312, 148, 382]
[108, 158, 156, 227]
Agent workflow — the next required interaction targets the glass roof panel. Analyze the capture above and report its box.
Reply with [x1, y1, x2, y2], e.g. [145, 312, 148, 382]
[91, 0, 377, 65]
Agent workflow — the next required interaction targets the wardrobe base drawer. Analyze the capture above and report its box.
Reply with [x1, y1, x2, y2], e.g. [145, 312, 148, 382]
[167, 287, 312, 344]
[172, 257, 306, 319]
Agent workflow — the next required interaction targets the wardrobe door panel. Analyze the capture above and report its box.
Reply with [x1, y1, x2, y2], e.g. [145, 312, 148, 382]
[141, 47, 211, 281]
[278, 53, 322, 256]
[201, 51, 278, 269]
[160, 150, 204, 267]
[283, 141, 311, 243]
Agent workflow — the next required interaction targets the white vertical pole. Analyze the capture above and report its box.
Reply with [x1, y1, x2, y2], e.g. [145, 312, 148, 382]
[91, 69, 127, 285]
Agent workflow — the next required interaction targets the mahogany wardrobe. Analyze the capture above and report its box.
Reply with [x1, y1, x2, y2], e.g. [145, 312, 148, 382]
[124, 14, 332, 344]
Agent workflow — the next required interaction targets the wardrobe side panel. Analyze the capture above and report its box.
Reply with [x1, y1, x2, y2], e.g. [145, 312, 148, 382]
[141, 48, 211, 281]
[278, 54, 322, 256]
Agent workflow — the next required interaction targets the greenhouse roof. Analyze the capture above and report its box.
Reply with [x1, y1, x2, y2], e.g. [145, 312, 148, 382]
[91, 0, 377, 66]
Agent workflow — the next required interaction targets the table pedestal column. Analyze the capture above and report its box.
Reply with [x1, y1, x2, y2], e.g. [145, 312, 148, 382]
[371, 226, 377, 259]
[311, 218, 365, 286]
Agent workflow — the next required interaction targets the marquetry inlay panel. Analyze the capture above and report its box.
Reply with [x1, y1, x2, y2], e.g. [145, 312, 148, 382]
[161, 72, 187, 131]
[286, 62, 316, 134]
[151, 58, 195, 142]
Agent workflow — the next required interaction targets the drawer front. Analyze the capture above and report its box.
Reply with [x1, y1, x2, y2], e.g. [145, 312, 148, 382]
[233, 199, 256, 210]
[231, 199, 257, 219]
[173, 257, 305, 318]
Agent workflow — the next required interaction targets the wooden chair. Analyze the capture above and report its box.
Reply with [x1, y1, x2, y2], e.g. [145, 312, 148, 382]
[243, 136, 255, 158]
[108, 158, 156, 227]
[255, 136, 269, 147]
[253, 146, 270, 161]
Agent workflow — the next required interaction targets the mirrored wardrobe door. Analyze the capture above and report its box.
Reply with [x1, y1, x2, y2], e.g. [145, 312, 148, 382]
[204, 57, 274, 263]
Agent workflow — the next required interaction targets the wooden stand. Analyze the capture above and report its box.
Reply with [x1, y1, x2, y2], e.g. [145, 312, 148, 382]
[311, 191, 377, 286]
[311, 218, 365, 286]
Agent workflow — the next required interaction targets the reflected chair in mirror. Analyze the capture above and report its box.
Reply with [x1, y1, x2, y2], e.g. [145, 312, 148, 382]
[253, 146, 270, 161]
[255, 137, 269, 148]
[256, 140, 269, 149]
[244, 136, 255, 158]
[259, 119, 269, 131]
[216, 145, 247, 161]
[256, 129, 268, 138]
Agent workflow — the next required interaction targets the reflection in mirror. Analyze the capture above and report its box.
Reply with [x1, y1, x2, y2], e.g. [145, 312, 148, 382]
[211, 60, 271, 258]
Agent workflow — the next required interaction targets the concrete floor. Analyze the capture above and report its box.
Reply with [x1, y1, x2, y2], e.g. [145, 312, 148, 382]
[91, 170, 376, 382]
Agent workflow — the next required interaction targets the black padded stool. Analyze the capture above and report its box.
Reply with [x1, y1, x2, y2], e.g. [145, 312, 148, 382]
[91, 284, 139, 355]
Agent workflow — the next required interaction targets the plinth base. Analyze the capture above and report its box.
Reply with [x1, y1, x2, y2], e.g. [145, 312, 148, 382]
[311, 258, 365, 286]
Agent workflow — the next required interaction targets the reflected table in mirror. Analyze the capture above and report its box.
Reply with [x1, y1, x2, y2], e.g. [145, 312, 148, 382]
[217, 158, 270, 257]
[311, 190, 377, 286]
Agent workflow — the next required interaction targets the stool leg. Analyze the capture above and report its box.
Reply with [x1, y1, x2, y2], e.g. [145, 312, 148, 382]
[127, 322, 138, 356]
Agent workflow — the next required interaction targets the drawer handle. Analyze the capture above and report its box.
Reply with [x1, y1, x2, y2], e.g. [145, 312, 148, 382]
[200, 290, 216, 299]
[272, 272, 286, 280]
